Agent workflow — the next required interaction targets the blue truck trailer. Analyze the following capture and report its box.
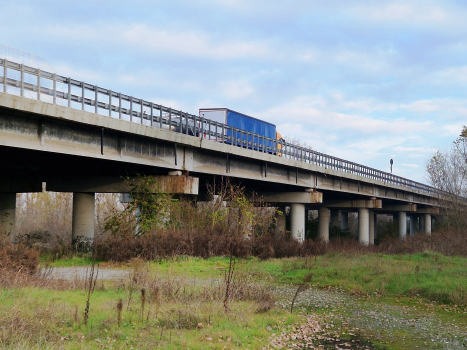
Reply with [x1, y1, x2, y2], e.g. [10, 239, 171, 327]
[199, 108, 278, 151]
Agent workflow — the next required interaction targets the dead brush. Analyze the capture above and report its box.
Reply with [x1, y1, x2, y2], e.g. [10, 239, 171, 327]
[83, 259, 99, 326]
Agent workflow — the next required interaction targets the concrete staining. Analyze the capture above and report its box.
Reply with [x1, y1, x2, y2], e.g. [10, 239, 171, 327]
[0, 92, 439, 242]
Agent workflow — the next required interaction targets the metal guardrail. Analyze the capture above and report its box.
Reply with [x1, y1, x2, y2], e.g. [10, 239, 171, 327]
[0, 58, 440, 196]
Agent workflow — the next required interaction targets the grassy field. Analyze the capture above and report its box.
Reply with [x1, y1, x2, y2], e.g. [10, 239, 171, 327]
[1, 253, 467, 349]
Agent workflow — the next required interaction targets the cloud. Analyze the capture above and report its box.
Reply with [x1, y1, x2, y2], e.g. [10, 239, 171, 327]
[221, 79, 255, 99]
[352, 2, 449, 24]
[44, 24, 272, 60]
[401, 163, 420, 168]
[259, 96, 431, 135]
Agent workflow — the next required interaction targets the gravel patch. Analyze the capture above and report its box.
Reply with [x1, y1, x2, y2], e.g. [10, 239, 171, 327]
[49, 267, 130, 281]
[272, 285, 467, 349]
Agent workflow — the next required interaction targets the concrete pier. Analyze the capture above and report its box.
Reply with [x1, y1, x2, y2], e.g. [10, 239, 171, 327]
[369, 210, 375, 245]
[318, 207, 330, 242]
[424, 213, 432, 235]
[290, 203, 305, 241]
[72, 192, 95, 241]
[0, 193, 16, 237]
[330, 210, 339, 228]
[398, 211, 407, 239]
[341, 212, 348, 230]
[409, 216, 418, 235]
[358, 208, 369, 245]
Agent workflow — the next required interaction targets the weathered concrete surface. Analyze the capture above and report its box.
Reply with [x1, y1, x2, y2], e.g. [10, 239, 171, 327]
[290, 203, 305, 241]
[72, 193, 95, 240]
[318, 207, 330, 242]
[47, 175, 199, 195]
[358, 208, 369, 245]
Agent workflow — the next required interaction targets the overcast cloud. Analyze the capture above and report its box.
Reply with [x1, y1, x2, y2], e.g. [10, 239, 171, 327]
[1, 0, 467, 183]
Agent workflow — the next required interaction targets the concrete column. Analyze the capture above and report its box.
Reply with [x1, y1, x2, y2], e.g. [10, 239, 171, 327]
[274, 207, 286, 239]
[358, 208, 369, 245]
[0, 193, 16, 237]
[369, 210, 375, 245]
[72, 192, 95, 241]
[341, 211, 348, 230]
[318, 207, 330, 242]
[290, 203, 305, 242]
[424, 214, 432, 235]
[409, 216, 417, 235]
[330, 210, 339, 228]
[419, 215, 425, 233]
[398, 212, 407, 239]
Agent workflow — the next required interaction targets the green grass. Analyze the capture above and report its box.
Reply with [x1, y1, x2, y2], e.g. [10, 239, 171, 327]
[5, 252, 466, 349]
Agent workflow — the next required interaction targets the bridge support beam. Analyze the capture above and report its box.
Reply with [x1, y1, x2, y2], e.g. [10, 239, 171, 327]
[369, 210, 375, 245]
[0, 193, 16, 237]
[72, 193, 95, 241]
[318, 207, 330, 242]
[398, 212, 407, 239]
[341, 212, 348, 230]
[290, 203, 305, 242]
[424, 214, 432, 235]
[358, 208, 369, 245]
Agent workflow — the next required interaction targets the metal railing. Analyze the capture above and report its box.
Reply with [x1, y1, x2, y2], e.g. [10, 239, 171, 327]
[0, 58, 440, 196]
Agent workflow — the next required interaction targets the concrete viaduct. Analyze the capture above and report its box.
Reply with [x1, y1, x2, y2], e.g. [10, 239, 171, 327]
[0, 59, 440, 244]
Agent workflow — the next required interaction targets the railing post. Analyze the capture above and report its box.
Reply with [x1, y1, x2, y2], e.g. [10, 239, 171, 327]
[118, 93, 122, 119]
[108, 90, 112, 117]
[2, 59, 6, 93]
[129, 97, 133, 122]
[67, 78, 71, 107]
[94, 85, 98, 113]
[168, 108, 172, 131]
[20, 64, 24, 97]
[52, 74, 57, 104]
[81, 82, 85, 110]
[37, 69, 41, 100]
[150, 102, 153, 126]
[140, 99, 144, 124]
[159, 105, 163, 129]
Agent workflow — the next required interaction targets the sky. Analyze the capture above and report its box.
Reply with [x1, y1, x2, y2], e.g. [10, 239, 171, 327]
[1, 0, 466, 184]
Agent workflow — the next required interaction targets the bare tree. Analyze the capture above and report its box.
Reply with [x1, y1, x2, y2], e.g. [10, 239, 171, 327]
[426, 126, 467, 229]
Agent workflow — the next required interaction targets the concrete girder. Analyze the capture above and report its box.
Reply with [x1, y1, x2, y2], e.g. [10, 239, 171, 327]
[319, 198, 382, 209]
[416, 207, 439, 214]
[375, 204, 417, 212]
[46, 176, 199, 195]
[261, 191, 323, 204]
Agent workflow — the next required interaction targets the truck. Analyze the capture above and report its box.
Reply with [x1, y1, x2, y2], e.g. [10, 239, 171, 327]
[199, 108, 282, 153]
